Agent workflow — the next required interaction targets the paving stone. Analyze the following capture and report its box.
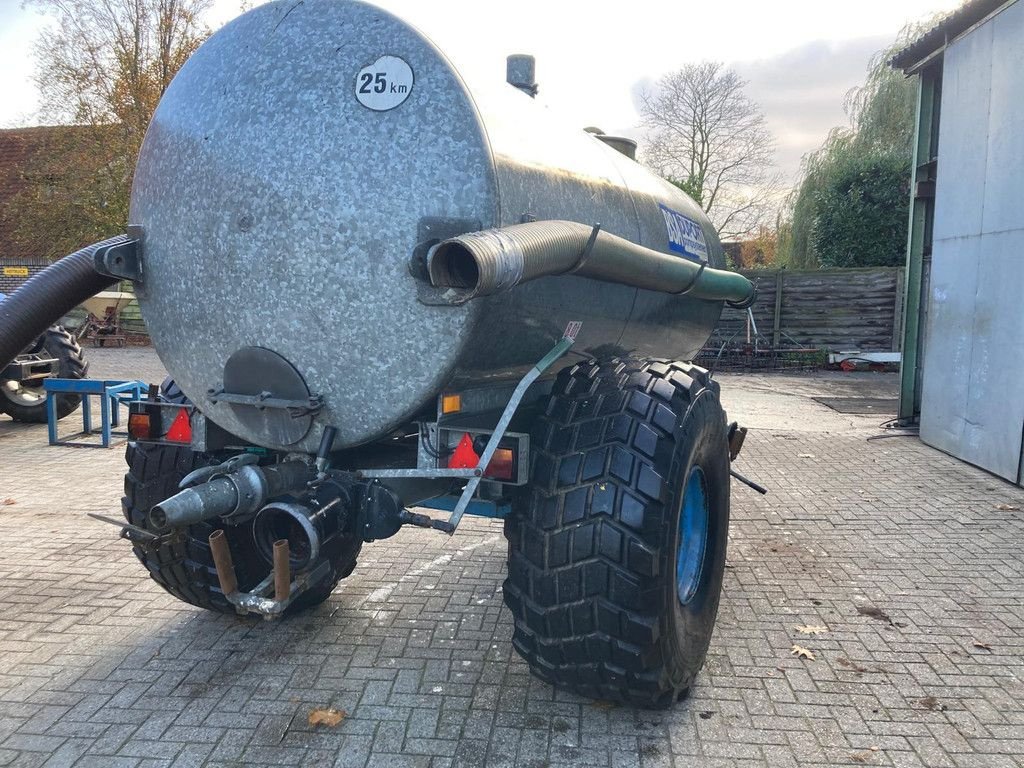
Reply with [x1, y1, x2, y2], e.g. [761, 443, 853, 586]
[1, 354, 1023, 766]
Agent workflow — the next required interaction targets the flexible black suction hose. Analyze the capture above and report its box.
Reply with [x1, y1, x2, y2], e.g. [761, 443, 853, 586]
[0, 235, 128, 369]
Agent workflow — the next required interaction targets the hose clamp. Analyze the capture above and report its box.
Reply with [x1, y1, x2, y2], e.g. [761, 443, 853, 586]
[726, 284, 758, 310]
[672, 262, 706, 296]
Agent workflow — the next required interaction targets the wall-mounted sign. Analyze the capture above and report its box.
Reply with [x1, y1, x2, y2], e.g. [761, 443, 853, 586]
[2, 266, 29, 277]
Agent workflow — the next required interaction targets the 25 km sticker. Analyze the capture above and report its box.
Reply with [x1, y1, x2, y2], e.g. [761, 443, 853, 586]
[355, 55, 414, 111]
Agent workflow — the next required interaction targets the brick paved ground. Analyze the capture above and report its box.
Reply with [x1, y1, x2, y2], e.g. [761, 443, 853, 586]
[0, 349, 1022, 767]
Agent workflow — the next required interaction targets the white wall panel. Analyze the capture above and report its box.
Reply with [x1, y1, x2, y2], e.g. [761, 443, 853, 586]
[983, 0, 1024, 234]
[960, 232, 1024, 480]
[920, 2, 1024, 484]
[931, 22, 992, 243]
[919, 238, 980, 456]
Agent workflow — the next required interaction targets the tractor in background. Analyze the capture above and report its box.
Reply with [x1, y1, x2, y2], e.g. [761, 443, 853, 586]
[0, 292, 87, 422]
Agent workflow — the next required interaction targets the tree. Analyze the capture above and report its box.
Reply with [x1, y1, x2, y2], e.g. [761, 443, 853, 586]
[4, 0, 210, 259]
[810, 151, 910, 267]
[737, 225, 778, 269]
[779, 25, 925, 269]
[639, 62, 781, 240]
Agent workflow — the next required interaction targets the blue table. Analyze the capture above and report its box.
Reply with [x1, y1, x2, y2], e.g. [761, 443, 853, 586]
[44, 379, 149, 448]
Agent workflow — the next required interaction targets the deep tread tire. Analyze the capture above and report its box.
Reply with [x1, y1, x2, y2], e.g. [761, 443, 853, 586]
[121, 378, 360, 614]
[0, 326, 87, 422]
[503, 358, 731, 708]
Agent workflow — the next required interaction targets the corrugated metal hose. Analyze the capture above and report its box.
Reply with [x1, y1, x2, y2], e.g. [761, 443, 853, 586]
[426, 221, 756, 308]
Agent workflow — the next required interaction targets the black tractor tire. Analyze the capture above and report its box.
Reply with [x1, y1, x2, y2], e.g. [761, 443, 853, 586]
[0, 326, 87, 422]
[503, 358, 731, 708]
[121, 378, 360, 614]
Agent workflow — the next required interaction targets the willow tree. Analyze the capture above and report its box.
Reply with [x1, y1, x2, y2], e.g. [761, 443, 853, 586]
[782, 27, 924, 269]
[4, 0, 210, 259]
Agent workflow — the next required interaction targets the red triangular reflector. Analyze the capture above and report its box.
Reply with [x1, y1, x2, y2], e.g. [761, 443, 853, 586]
[166, 409, 192, 443]
[447, 433, 479, 469]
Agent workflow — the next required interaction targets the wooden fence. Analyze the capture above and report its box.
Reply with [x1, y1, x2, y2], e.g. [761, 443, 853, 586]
[713, 267, 905, 352]
[5, 260, 905, 352]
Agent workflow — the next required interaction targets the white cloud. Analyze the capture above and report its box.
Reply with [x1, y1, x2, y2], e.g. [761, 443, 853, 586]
[736, 36, 894, 182]
[0, 0, 957, 174]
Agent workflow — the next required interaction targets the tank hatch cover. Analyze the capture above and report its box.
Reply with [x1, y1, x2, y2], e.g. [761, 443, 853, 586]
[210, 347, 321, 446]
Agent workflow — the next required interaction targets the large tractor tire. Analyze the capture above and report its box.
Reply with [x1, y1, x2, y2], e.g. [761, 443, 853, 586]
[0, 326, 86, 422]
[503, 358, 731, 708]
[121, 379, 360, 614]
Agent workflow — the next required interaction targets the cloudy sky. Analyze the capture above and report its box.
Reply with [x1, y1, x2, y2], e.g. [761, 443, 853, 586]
[0, 0, 957, 184]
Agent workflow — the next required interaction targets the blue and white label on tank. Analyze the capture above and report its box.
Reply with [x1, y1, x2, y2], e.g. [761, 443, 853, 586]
[659, 204, 709, 263]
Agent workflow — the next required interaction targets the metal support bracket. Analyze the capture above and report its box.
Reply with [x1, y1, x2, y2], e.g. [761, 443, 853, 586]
[207, 388, 325, 419]
[350, 324, 581, 535]
[1, 354, 58, 383]
[227, 560, 331, 618]
[209, 530, 330, 619]
[444, 322, 580, 532]
[358, 467, 478, 480]
[727, 422, 748, 461]
[93, 237, 142, 282]
[725, 420, 766, 495]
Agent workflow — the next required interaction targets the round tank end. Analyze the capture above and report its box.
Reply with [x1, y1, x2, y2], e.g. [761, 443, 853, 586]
[131, 0, 496, 451]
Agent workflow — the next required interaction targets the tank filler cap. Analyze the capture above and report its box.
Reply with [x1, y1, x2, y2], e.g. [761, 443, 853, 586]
[506, 54, 538, 97]
[582, 127, 638, 160]
[595, 135, 638, 161]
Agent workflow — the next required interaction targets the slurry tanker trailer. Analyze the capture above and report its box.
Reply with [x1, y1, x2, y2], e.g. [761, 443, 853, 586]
[0, 0, 761, 707]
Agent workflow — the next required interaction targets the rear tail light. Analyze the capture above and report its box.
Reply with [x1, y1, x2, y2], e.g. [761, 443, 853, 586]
[127, 405, 191, 444]
[128, 412, 151, 440]
[483, 447, 516, 481]
[437, 428, 526, 484]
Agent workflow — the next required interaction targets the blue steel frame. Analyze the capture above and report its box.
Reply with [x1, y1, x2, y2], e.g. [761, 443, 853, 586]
[43, 378, 149, 448]
[417, 494, 511, 520]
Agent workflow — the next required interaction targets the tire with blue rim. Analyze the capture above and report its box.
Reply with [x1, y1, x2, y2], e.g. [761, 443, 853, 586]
[503, 358, 730, 708]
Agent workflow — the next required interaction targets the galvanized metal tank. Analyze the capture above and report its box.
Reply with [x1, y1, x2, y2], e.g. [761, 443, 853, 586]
[130, 0, 727, 452]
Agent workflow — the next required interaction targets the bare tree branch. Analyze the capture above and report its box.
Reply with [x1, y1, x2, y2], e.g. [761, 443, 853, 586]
[639, 61, 782, 239]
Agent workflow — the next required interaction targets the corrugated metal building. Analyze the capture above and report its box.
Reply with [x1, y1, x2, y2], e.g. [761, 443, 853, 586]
[893, 0, 1024, 486]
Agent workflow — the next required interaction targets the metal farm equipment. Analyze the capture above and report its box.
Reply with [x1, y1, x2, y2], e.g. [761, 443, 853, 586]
[0, 292, 87, 423]
[0, 0, 765, 707]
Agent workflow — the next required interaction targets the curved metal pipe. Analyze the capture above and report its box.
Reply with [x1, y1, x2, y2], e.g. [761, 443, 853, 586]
[151, 476, 240, 529]
[253, 501, 325, 571]
[151, 461, 314, 529]
[427, 221, 755, 308]
[0, 235, 128, 369]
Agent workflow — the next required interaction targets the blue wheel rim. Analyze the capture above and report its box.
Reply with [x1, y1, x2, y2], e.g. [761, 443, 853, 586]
[676, 466, 709, 606]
